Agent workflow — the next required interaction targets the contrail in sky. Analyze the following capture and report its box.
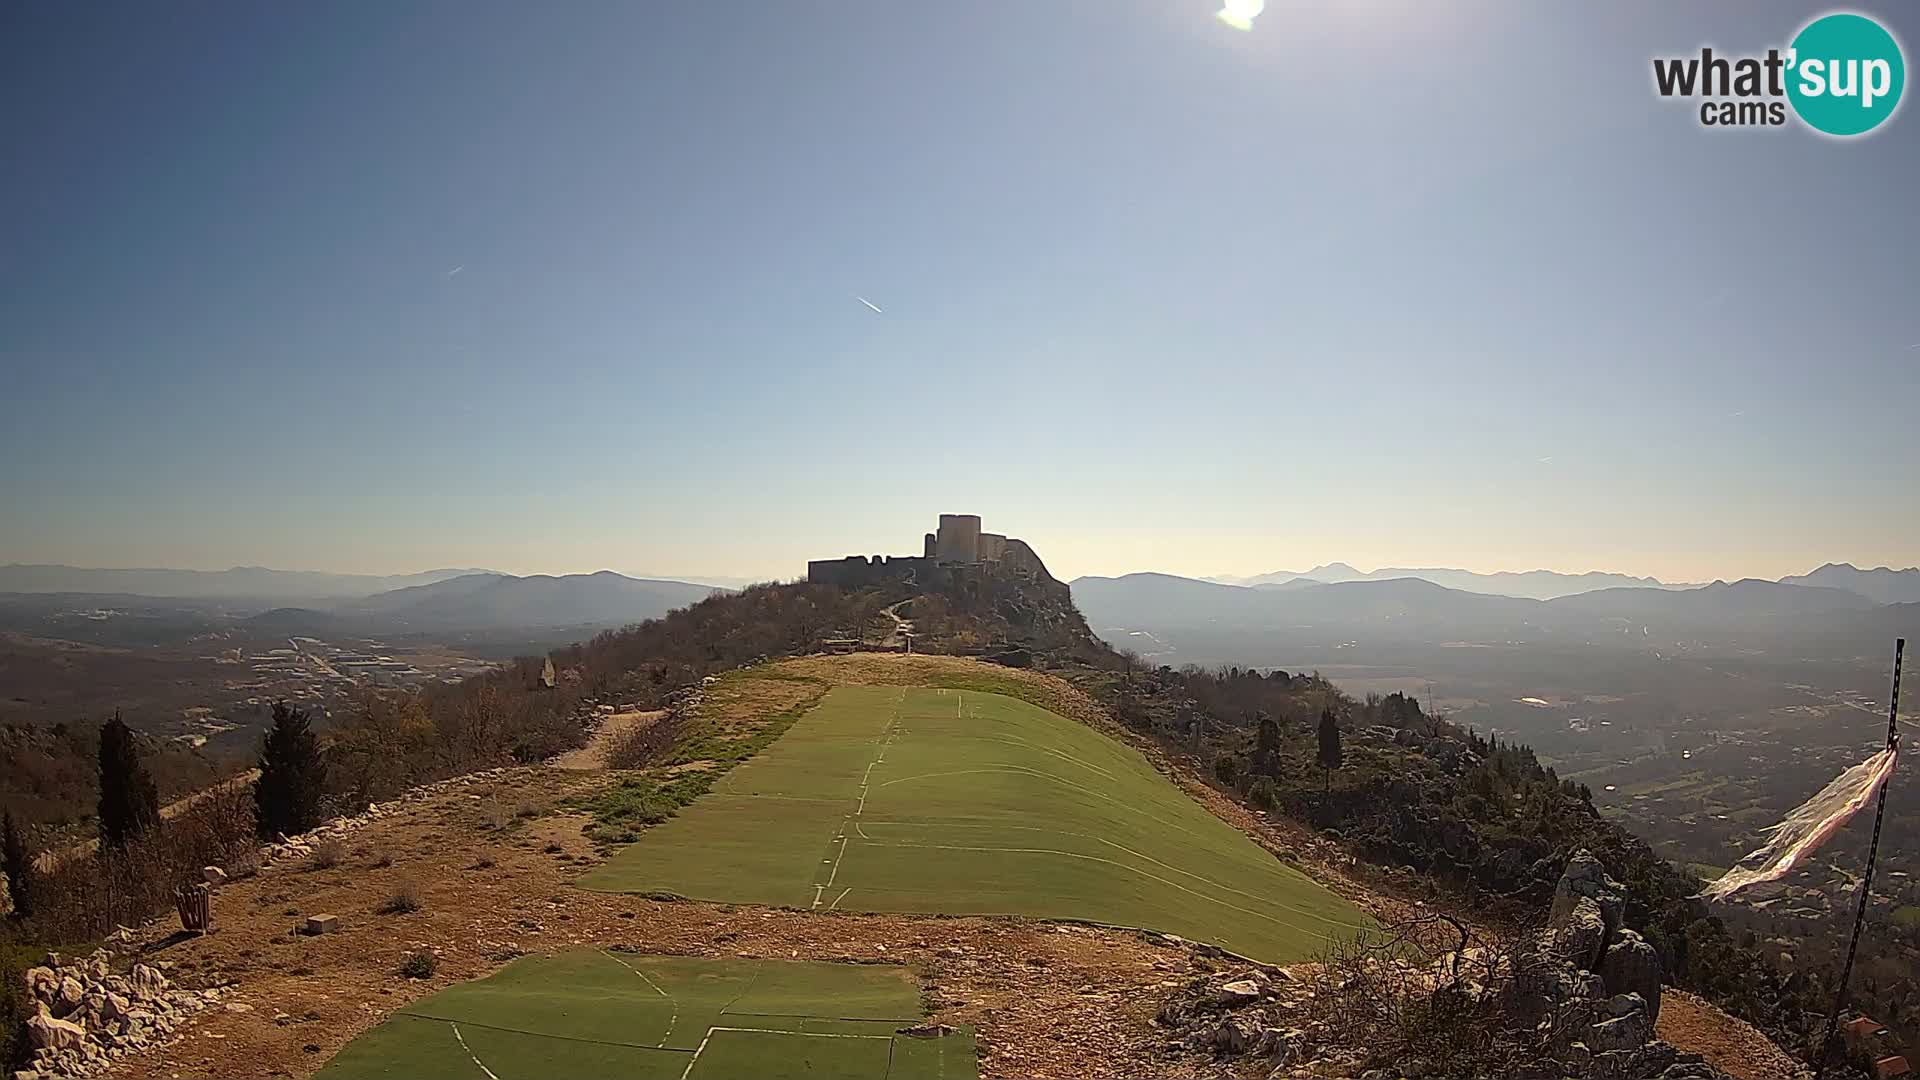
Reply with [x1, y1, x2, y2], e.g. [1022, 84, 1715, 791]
[447, 266, 464, 276]
[856, 296, 882, 314]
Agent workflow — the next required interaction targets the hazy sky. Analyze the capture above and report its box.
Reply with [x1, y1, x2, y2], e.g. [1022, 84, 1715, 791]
[3, 1, 1916, 584]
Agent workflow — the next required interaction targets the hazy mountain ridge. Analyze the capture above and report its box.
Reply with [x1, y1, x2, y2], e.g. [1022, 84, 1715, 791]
[1778, 562, 1920, 605]
[1210, 562, 1694, 600]
[339, 571, 720, 629]
[0, 564, 497, 601]
[1070, 569, 1913, 654]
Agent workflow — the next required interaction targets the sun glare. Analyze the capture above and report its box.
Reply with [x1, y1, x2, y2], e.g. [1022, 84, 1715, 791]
[1217, 0, 1265, 32]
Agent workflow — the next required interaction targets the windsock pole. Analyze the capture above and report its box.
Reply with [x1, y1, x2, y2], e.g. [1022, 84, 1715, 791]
[1813, 637, 1903, 1078]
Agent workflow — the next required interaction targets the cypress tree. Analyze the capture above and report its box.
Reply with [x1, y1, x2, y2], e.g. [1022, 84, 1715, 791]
[255, 702, 326, 838]
[1316, 707, 1343, 792]
[98, 712, 161, 847]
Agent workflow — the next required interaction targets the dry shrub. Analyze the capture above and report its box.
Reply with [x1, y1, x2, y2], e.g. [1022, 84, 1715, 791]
[378, 880, 422, 915]
[304, 838, 346, 871]
[397, 949, 436, 978]
[1294, 915, 1552, 1079]
[25, 787, 255, 944]
[604, 717, 680, 770]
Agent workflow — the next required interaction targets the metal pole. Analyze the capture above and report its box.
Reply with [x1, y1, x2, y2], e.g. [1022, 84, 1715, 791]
[1812, 637, 1903, 1079]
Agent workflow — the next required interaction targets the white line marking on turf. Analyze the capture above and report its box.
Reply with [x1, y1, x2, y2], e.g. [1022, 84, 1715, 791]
[450, 1022, 502, 1080]
[813, 698, 902, 908]
[678, 1029, 713, 1080]
[601, 950, 678, 1047]
[829, 886, 852, 910]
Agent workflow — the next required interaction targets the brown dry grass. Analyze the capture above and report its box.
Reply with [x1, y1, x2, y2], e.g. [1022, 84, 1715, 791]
[699, 672, 825, 735]
[549, 710, 664, 771]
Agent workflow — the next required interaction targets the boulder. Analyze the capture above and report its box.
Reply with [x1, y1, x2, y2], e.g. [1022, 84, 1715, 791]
[26, 1008, 88, 1053]
[1600, 930, 1663, 1023]
[1213, 979, 1264, 1006]
[1553, 895, 1608, 971]
[128, 964, 168, 1000]
[1208, 1014, 1262, 1054]
[1550, 850, 1625, 945]
[54, 977, 85, 1015]
[22, 967, 58, 1005]
[203, 866, 228, 886]
[1587, 1004, 1653, 1053]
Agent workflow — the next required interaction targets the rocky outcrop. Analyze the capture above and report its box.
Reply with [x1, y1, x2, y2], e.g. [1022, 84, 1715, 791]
[1148, 850, 1740, 1079]
[1516, 851, 1700, 1078]
[15, 947, 225, 1079]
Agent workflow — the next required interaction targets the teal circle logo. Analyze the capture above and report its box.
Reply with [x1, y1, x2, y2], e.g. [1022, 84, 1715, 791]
[1787, 12, 1905, 136]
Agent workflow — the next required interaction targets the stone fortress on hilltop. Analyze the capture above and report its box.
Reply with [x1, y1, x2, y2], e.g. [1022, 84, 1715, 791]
[807, 514, 1053, 588]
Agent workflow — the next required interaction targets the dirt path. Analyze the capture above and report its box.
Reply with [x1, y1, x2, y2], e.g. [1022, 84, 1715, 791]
[547, 710, 663, 770]
[33, 768, 262, 872]
[1657, 989, 1805, 1080]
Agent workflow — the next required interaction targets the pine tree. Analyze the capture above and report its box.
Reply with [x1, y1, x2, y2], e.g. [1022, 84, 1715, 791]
[3, 811, 34, 919]
[1316, 706, 1343, 792]
[98, 712, 161, 848]
[255, 702, 326, 839]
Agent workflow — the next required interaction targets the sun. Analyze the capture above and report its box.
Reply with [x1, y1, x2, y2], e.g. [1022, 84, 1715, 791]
[1217, 0, 1265, 32]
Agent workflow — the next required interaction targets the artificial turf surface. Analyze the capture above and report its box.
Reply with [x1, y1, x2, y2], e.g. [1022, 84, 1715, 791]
[315, 951, 976, 1080]
[581, 684, 1370, 961]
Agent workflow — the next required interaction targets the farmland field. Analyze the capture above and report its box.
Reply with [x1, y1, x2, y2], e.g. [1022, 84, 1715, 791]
[316, 951, 974, 1080]
[581, 684, 1368, 961]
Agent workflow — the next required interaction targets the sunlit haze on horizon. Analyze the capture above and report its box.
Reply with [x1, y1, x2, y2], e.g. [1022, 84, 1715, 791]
[3, 1, 1916, 586]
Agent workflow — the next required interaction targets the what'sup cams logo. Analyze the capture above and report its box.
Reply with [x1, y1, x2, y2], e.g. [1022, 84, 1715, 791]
[1653, 11, 1905, 136]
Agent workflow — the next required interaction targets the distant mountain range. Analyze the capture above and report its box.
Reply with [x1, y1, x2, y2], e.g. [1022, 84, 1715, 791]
[1206, 563, 1692, 600]
[1203, 561, 1920, 604]
[1777, 562, 1920, 605]
[0, 565, 721, 633]
[0, 564, 496, 601]
[336, 571, 718, 629]
[1070, 571, 1913, 659]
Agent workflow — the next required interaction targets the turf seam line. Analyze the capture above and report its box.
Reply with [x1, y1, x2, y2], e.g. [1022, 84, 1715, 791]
[707, 1025, 894, 1040]
[717, 960, 764, 1018]
[449, 1021, 503, 1079]
[716, 1011, 921, 1023]
[599, 949, 678, 1048]
[396, 1011, 694, 1053]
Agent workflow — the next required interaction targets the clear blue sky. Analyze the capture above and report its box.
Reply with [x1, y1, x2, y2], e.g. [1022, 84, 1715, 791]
[3, 1, 1915, 584]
